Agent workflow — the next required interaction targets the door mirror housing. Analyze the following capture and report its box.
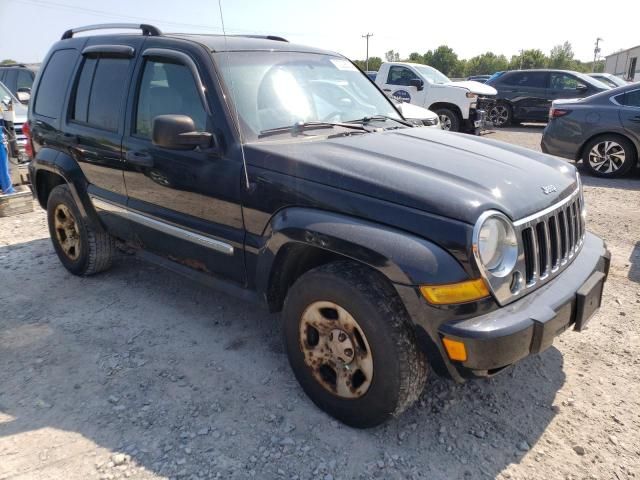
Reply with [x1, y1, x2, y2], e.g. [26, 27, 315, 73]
[409, 78, 424, 91]
[16, 90, 31, 103]
[575, 84, 588, 93]
[152, 115, 215, 151]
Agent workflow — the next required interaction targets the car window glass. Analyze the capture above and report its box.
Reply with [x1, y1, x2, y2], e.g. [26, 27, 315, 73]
[550, 73, 586, 90]
[502, 72, 546, 88]
[34, 49, 77, 118]
[387, 66, 420, 86]
[16, 70, 33, 90]
[135, 59, 207, 138]
[623, 90, 640, 107]
[71, 56, 130, 131]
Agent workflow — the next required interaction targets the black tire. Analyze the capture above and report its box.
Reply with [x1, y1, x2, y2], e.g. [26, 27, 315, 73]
[434, 108, 461, 132]
[489, 102, 512, 127]
[282, 261, 428, 428]
[581, 134, 637, 178]
[47, 184, 115, 275]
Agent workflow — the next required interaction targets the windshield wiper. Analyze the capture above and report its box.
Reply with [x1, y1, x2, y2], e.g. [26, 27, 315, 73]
[258, 121, 371, 139]
[347, 115, 413, 128]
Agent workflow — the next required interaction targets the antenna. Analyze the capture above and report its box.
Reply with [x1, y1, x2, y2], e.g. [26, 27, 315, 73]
[218, 0, 251, 191]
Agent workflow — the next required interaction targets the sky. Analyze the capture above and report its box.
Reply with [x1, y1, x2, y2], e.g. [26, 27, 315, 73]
[0, 0, 638, 64]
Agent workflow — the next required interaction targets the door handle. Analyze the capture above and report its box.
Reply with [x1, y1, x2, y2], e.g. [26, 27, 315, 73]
[631, 116, 640, 122]
[383, 88, 391, 92]
[125, 150, 154, 167]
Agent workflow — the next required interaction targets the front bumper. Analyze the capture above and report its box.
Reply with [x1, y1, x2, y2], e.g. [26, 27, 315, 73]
[440, 232, 609, 377]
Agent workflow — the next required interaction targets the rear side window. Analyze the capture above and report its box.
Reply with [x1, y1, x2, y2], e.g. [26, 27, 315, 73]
[72, 56, 130, 131]
[616, 90, 640, 107]
[16, 70, 33, 90]
[34, 49, 77, 118]
[501, 72, 547, 88]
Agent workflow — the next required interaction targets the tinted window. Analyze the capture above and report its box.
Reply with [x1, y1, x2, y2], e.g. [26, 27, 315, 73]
[387, 66, 420, 86]
[550, 73, 586, 90]
[34, 49, 77, 118]
[71, 56, 130, 131]
[135, 59, 207, 138]
[16, 70, 33, 90]
[501, 72, 547, 88]
[617, 89, 640, 107]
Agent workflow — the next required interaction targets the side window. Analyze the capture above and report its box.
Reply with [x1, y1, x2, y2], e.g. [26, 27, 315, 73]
[387, 66, 419, 86]
[134, 59, 207, 139]
[71, 56, 130, 131]
[34, 49, 77, 118]
[503, 72, 546, 88]
[501, 72, 524, 86]
[16, 70, 33, 90]
[550, 73, 586, 90]
[618, 90, 640, 107]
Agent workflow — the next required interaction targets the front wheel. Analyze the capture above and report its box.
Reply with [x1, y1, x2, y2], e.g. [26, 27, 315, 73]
[488, 102, 512, 127]
[582, 135, 637, 178]
[434, 108, 461, 132]
[282, 261, 428, 428]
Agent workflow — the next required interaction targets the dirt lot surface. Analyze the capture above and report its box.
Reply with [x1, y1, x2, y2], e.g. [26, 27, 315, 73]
[1, 126, 639, 480]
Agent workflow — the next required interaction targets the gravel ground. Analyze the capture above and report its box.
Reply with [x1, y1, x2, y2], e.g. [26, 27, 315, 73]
[1, 127, 639, 480]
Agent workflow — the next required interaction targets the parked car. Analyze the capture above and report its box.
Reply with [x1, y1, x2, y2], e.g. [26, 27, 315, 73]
[28, 24, 610, 428]
[587, 72, 627, 89]
[0, 80, 29, 162]
[542, 82, 640, 178]
[486, 69, 610, 126]
[467, 74, 491, 83]
[392, 99, 440, 127]
[365, 70, 377, 81]
[0, 63, 39, 104]
[375, 62, 497, 133]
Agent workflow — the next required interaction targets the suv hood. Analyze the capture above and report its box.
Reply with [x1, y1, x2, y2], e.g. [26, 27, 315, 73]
[443, 80, 497, 96]
[245, 127, 577, 225]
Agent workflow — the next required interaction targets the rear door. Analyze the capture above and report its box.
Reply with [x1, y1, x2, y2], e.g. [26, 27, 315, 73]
[499, 71, 549, 121]
[617, 88, 640, 142]
[121, 41, 245, 283]
[62, 39, 142, 238]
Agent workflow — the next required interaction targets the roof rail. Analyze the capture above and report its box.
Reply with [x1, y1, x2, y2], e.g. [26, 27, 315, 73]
[0, 63, 27, 68]
[61, 23, 162, 40]
[232, 34, 288, 43]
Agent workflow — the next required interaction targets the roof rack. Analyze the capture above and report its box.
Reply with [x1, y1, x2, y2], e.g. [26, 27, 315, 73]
[0, 63, 27, 68]
[232, 34, 288, 43]
[61, 23, 162, 40]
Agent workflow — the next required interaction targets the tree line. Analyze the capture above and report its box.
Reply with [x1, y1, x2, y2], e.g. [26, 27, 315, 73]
[352, 42, 604, 77]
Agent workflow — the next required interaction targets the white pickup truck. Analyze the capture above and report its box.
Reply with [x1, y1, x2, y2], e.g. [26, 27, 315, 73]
[375, 62, 497, 133]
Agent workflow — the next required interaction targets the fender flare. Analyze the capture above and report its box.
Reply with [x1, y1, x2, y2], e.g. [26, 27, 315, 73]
[255, 207, 470, 296]
[32, 148, 103, 231]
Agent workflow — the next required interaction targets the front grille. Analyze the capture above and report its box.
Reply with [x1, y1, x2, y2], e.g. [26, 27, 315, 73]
[476, 95, 496, 111]
[517, 190, 584, 288]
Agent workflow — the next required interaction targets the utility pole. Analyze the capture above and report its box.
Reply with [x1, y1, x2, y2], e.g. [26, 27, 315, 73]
[594, 37, 603, 71]
[519, 49, 524, 69]
[362, 33, 373, 71]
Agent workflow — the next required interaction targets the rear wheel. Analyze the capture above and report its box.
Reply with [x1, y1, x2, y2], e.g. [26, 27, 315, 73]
[282, 261, 427, 428]
[488, 102, 512, 127]
[434, 108, 461, 132]
[582, 135, 636, 178]
[47, 185, 115, 275]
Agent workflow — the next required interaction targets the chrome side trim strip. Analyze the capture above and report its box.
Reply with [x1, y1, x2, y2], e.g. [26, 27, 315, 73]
[89, 195, 234, 256]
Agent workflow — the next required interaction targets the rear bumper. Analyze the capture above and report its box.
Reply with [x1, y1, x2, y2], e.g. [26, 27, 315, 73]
[439, 232, 609, 376]
[540, 124, 581, 160]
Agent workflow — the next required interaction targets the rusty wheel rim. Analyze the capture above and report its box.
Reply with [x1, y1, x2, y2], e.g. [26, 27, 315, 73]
[299, 301, 373, 399]
[53, 204, 81, 261]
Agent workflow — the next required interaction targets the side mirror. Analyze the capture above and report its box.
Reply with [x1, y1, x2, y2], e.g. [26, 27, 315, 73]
[409, 78, 424, 91]
[16, 91, 31, 103]
[576, 84, 588, 93]
[152, 115, 214, 151]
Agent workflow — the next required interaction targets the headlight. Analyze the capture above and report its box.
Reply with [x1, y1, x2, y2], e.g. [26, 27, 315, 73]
[474, 212, 518, 278]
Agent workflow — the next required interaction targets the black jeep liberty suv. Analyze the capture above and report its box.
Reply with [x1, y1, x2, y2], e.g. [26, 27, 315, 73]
[26, 24, 610, 428]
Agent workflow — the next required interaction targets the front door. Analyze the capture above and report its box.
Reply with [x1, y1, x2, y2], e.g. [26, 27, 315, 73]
[121, 44, 245, 283]
[382, 65, 427, 107]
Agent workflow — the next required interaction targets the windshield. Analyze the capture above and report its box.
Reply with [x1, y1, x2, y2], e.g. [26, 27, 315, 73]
[214, 51, 402, 141]
[0, 81, 15, 104]
[412, 64, 450, 84]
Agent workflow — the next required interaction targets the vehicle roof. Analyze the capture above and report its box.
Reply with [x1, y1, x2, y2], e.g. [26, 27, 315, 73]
[169, 34, 338, 56]
[502, 69, 584, 74]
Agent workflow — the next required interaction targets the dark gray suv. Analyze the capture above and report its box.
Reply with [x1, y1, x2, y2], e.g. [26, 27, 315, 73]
[487, 70, 609, 126]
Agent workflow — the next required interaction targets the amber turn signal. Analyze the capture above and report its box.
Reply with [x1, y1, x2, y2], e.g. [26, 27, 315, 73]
[442, 337, 467, 362]
[419, 278, 490, 305]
